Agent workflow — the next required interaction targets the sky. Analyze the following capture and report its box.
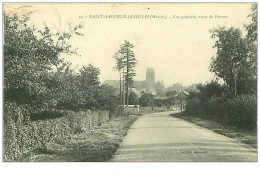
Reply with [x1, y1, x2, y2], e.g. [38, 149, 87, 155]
[4, 3, 253, 86]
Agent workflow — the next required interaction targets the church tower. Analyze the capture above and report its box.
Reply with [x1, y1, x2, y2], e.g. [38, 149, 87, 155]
[146, 68, 155, 85]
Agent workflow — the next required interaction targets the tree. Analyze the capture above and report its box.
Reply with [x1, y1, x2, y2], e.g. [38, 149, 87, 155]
[78, 64, 101, 109]
[245, 4, 257, 43]
[79, 64, 100, 87]
[96, 85, 118, 113]
[113, 51, 125, 106]
[196, 81, 225, 101]
[118, 40, 138, 106]
[210, 27, 249, 96]
[4, 13, 83, 113]
[139, 91, 154, 107]
[128, 92, 139, 105]
[244, 4, 257, 94]
[55, 63, 82, 111]
[166, 90, 178, 98]
[55, 64, 118, 112]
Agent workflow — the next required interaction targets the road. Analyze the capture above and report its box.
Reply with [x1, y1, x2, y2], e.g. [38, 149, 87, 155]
[111, 111, 257, 162]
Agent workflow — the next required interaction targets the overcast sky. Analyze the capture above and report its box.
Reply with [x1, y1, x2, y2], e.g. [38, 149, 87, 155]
[4, 3, 253, 86]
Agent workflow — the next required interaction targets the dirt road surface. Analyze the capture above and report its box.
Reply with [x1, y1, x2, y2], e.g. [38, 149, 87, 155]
[111, 111, 257, 162]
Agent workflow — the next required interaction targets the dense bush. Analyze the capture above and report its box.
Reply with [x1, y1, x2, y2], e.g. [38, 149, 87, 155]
[185, 90, 256, 130]
[4, 103, 110, 161]
[185, 97, 201, 116]
[225, 94, 257, 128]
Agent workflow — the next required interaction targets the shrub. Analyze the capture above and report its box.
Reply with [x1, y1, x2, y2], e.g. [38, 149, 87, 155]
[3, 104, 110, 161]
[185, 94, 256, 130]
[225, 94, 257, 129]
[185, 97, 201, 116]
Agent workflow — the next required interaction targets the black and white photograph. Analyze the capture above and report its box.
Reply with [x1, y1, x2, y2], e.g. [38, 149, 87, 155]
[2, 2, 258, 163]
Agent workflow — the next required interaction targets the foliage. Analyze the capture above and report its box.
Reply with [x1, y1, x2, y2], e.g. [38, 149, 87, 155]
[210, 27, 250, 96]
[153, 97, 174, 107]
[4, 13, 83, 113]
[210, 5, 257, 96]
[119, 41, 138, 85]
[166, 90, 178, 98]
[185, 81, 256, 130]
[128, 92, 139, 105]
[195, 80, 225, 100]
[4, 13, 123, 161]
[139, 91, 154, 107]
[195, 5, 257, 130]
[4, 13, 118, 114]
[4, 103, 110, 161]
[20, 115, 138, 162]
[55, 64, 118, 112]
[245, 4, 257, 43]
[113, 51, 124, 105]
[244, 4, 257, 87]
[225, 94, 257, 128]
[114, 40, 138, 106]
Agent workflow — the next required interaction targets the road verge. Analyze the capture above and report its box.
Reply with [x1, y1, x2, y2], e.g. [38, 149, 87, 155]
[171, 112, 257, 149]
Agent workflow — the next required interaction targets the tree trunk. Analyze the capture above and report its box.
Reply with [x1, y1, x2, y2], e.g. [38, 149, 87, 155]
[119, 70, 122, 105]
[232, 64, 238, 96]
[126, 47, 129, 106]
[122, 68, 125, 110]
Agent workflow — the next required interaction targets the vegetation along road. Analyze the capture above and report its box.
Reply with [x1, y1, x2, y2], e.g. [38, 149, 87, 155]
[111, 111, 257, 162]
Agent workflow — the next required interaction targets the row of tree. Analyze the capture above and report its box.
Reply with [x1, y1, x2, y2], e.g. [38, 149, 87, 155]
[184, 4, 257, 129]
[113, 41, 138, 107]
[4, 13, 118, 120]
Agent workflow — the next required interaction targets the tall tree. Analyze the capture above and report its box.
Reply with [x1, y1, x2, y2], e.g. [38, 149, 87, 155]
[244, 4, 257, 94]
[4, 13, 83, 113]
[118, 40, 138, 106]
[78, 64, 101, 109]
[113, 51, 125, 105]
[245, 4, 257, 43]
[210, 27, 249, 96]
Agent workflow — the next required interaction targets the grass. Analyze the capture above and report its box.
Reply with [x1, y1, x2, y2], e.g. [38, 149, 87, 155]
[21, 115, 139, 162]
[171, 112, 257, 149]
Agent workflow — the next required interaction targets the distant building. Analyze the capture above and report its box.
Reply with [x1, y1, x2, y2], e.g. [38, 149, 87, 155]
[174, 90, 190, 110]
[174, 90, 190, 100]
[103, 67, 165, 97]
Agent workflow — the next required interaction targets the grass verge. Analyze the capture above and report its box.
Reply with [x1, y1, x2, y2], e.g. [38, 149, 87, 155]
[171, 112, 257, 149]
[22, 115, 139, 162]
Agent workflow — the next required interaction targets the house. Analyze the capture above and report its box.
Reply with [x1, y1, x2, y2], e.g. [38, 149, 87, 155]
[174, 90, 190, 110]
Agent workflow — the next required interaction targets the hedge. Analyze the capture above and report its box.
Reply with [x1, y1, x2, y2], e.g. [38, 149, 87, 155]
[185, 94, 257, 129]
[3, 103, 109, 161]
